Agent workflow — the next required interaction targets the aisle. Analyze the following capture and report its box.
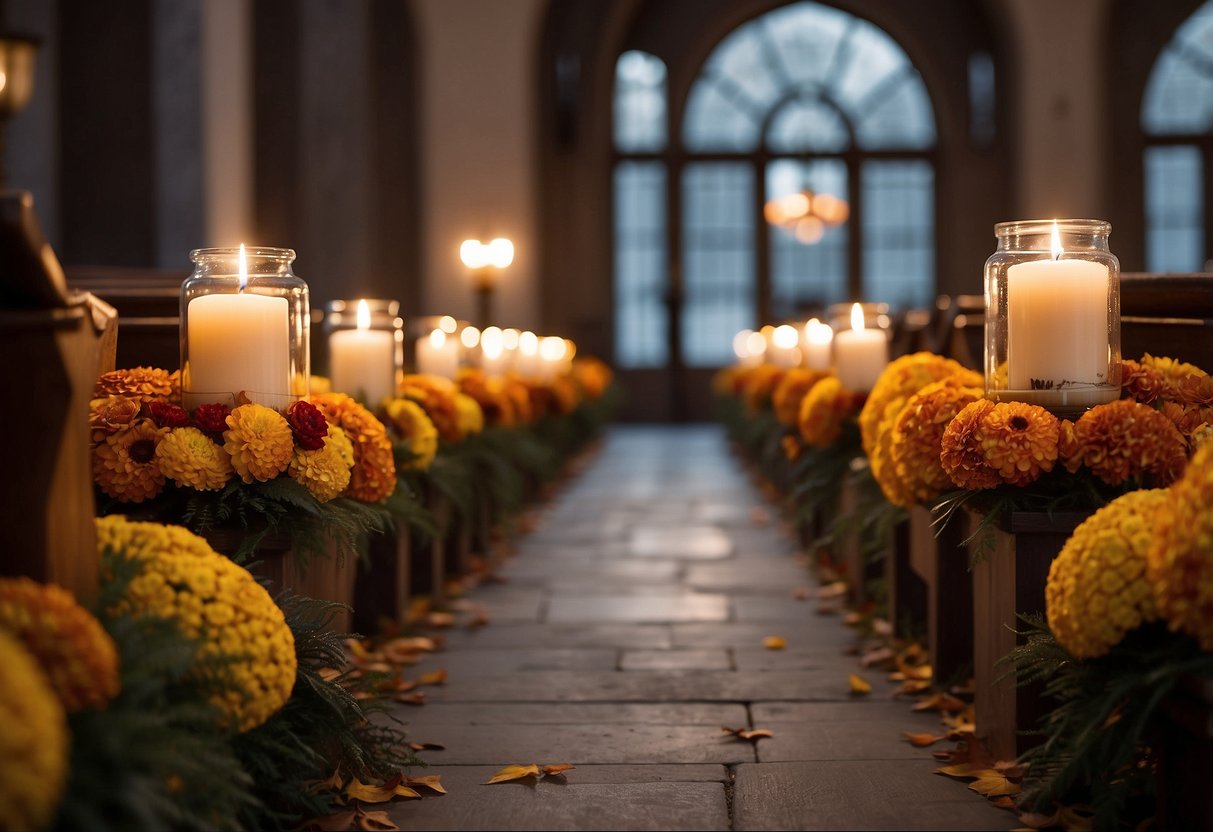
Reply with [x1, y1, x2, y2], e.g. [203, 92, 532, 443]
[383, 425, 1011, 831]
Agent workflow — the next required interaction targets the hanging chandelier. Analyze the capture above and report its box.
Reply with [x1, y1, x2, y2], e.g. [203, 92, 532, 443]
[763, 189, 850, 244]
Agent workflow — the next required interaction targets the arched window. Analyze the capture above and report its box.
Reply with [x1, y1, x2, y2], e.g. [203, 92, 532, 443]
[612, 1, 937, 368]
[1141, 0, 1213, 272]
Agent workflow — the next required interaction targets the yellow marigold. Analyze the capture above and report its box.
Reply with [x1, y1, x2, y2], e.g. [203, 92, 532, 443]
[797, 376, 847, 447]
[454, 392, 484, 437]
[310, 392, 396, 502]
[860, 353, 973, 457]
[978, 401, 1060, 486]
[772, 368, 829, 427]
[1046, 489, 1168, 658]
[1119, 359, 1165, 405]
[573, 356, 613, 400]
[889, 378, 985, 505]
[504, 376, 535, 424]
[223, 403, 294, 483]
[1149, 443, 1213, 649]
[94, 366, 180, 403]
[0, 577, 120, 712]
[156, 426, 234, 491]
[458, 368, 516, 427]
[1140, 353, 1207, 401]
[552, 375, 581, 415]
[89, 395, 142, 438]
[940, 399, 1002, 490]
[398, 374, 462, 442]
[384, 398, 439, 470]
[1060, 399, 1188, 487]
[0, 630, 67, 831]
[742, 365, 785, 415]
[96, 516, 297, 731]
[93, 418, 168, 502]
[288, 425, 353, 502]
[309, 375, 332, 395]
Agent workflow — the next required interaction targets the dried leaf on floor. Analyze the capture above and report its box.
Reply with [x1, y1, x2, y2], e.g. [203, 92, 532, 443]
[415, 669, 448, 686]
[484, 764, 541, 784]
[345, 777, 399, 803]
[407, 741, 445, 752]
[394, 691, 427, 706]
[911, 691, 967, 713]
[848, 673, 872, 695]
[990, 795, 1017, 809]
[426, 611, 456, 629]
[792, 587, 811, 601]
[355, 808, 399, 831]
[860, 646, 896, 668]
[404, 774, 446, 794]
[542, 764, 576, 777]
[870, 618, 893, 637]
[892, 679, 933, 697]
[902, 732, 945, 747]
[934, 762, 986, 779]
[309, 769, 344, 793]
[966, 769, 1022, 797]
[722, 726, 774, 741]
[762, 635, 787, 650]
[817, 581, 849, 600]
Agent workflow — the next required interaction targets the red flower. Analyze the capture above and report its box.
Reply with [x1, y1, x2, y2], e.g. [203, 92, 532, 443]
[146, 401, 190, 429]
[193, 403, 232, 437]
[285, 400, 328, 451]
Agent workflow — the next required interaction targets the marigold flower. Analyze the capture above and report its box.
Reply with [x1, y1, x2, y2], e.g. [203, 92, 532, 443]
[1060, 399, 1188, 487]
[0, 630, 67, 832]
[94, 366, 179, 402]
[89, 395, 142, 437]
[1046, 489, 1168, 658]
[192, 402, 232, 437]
[890, 378, 985, 505]
[797, 375, 847, 447]
[742, 365, 785, 416]
[288, 425, 353, 502]
[457, 369, 516, 428]
[573, 356, 613, 400]
[772, 369, 829, 427]
[940, 399, 1002, 490]
[1178, 373, 1213, 407]
[156, 426, 234, 491]
[0, 577, 120, 711]
[222, 404, 294, 483]
[978, 401, 1060, 486]
[551, 376, 581, 415]
[285, 400, 329, 450]
[93, 418, 168, 502]
[96, 516, 297, 731]
[860, 353, 973, 458]
[1148, 443, 1213, 649]
[310, 392, 397, 502]
[504, 376, 534, 424]
[781, 434, 803, 462]
[384, 398, 439, 470]
[399, 374, 462, 441]
[1119, 359, 1165, 405]
[1140, 353, 1207, 401]
[454, 393, 485, 436]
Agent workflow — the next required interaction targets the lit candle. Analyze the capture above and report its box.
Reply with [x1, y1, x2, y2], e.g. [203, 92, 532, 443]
[770, 324, 801, 369]
[538, 335, 567, 382]
[1005, 222, 1112, 408]
[802, 318, 833, 370]
[516, 331, 541, 379]
[414, 327, 460, 380]
[329, 299, 396, 405]
[833, 303, 888, 392]
[185, 243, 290, 409]
[480, 327, 508, 377]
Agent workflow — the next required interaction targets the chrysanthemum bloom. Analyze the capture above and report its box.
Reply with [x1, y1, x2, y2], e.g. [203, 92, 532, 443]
[0, 630, 67, 832]
[96, 516, 297, 731]
[772, 368, 829, 427]
[741, 364, 785, 416]
[156, 426, 234, 491]
[940, 399, 1001, 490]
[977, 401, 1060, 486]
[797, 376, 847, 447]
[310, 392, 397, 502]
[146, 400, 190, 429]
[1178, 374, 1213, 408]
[288, 426, 353, 502]
[284, 400, 329, 450]
[889, 378, 985, 505]
[384, 398, 439, 470]
[1046, 488, 1168, 658]
[1059, 398, 1188, 487]
[398, 374, 462, 441]
[859, 353, 973, 458]
[93, 418, 168, 502]
[1148, 443, 1213, 649]
[504, 376, 534, 424]
[1141, 353, 1207, 401]
[0, 577, 121, 711]
[454, 393, 485, 436]
[94, 366, 179, 403]
[222, 403, 294, 483]
[192, 402, 232, 438]
[89, 395, 142, 439]
[1119, 359, 1165, 405]
[457, 369, 516, 427]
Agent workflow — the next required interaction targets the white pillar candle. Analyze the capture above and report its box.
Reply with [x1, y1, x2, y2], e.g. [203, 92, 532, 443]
[770, 324, 801, 369]
[186, 291, 290, 410]
[802, 318, 833, 371]
[329, 301, 396, 404]
[833, 303, 888, 392]
[516, 331, 541, 379]
[480, 327, 508, 377]
[415, 328, 460, 380]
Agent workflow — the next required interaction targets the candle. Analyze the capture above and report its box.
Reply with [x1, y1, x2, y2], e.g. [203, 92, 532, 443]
[802, 318, 833, 370]
[415, 327, 460, 380]
[328, 299, 396, 404]
[833, 303, 888, 392]
[1005, 223, 1111, 408]
[516, 331, 541, 379]
[770, 324, 801, 369]
[538, 335, 567, 382]
[185, 244, 290, 409]
[480, 327, 508, 377]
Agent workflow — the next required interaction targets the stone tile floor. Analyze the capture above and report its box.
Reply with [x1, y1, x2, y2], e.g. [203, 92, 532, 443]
[384, 425, 1013, 831]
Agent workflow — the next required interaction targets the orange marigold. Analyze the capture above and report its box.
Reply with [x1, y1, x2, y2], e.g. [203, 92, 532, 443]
[94, 366, 179, 403]
[572, 356, 613, 400]
[742, 365, 786, 416]
[1148, 442, 1213, 649]
[1140, 353, 1207, 401]
[398, 374, 462, 442]
[940, 399, 1001, 490]
[890, 378, 985, 505]
[1059, 399, 1188, 487]
[977, 401, 1060, 486]
[93, 418, 168, 502]
[772, 368, 829, 427]
[797, 376, 848, 447]
[503, 376, 534, 424]
[310, 392, 397, 502]
[1119, 359, 1165, 405]
[223, 404, 294, 483]
[859, 353, 973, 458]
[1178, 374, 1213, 407]
[89, 395, 142, 438]
[457, 368, 516, 428]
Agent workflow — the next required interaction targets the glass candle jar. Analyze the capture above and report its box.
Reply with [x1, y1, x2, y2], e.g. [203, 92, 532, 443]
[180, 246, 309, 411]
[324, 298, 403, 406]
[984, 219, 1121, 417]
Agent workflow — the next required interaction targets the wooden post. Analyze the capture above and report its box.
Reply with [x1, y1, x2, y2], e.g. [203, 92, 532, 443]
[886, 518, 925, 639]
[909, 506, 974, 685]
[1157, 674, 1213, 831]
[352, 528, 412, 635]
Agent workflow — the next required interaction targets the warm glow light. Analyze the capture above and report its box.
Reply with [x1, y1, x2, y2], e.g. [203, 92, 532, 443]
[773, 324, 799, 349]
[733, 329, 753, 358]
[460, 325, 481, 349]
[1051, 220, 1063, 260]
[439, 315, 458, 333]
[487, 238, 515, 268]
[805, 318, 833, 345]
[429, 328, 446, 349]
[519, 330, 539, 355]
[540, 336, 567, 362]
[356, 299, 371, 331]
[481, 326, 504, 359]
[851, 303, 865, 332]
[460, 239, 487, 269]
[794, 216, 824, 245]
[237, 243, 248, 291]
[503, 328, 520, 350]
[746, 331, 767, 356]
[0, 70, 7, 95]
[564, 339, 577, 360]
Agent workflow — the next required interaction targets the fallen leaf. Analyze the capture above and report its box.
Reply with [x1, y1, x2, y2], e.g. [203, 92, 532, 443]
[935, 762, 985, 779]
[870, 618, 893, 637]
[404, 774, 446, 794]
[722, 726, 774, 741]
[993, 761, 1027, 778]
[1016, 810, 1060, 829]
[394, 692, 427, 706]
[848, 673, 872, 695]
[392, 785, 421, 800]
[903, 732, 945, 747]
[310, 769, 344, 793]
[792, 587, 811, 601]
[468, 609, 490, 629]
[484, 764, 540, 784]
[967, 770, 1022, 797]
[860, 646, 896, 668]
[355, 808, 399, 831]
[426, 612, 456, 629]
[892, 679, 933, 697]
[945, 722, 977, 739]
[346, 639, 372, 660]
[842, 611, 864, 627]
[762, 636, 787, 650]
[346, 777, 399, 803]
[818, 581, 849, 600]
[319, 667, 344, 682]
[416, 669, 448, 686]
[302, 808, 358, 831]
[407, 741, 445, 752]
[542, 764, 576, 777]
[990, 796, 1017, 809]
[912, 692, 967, 713]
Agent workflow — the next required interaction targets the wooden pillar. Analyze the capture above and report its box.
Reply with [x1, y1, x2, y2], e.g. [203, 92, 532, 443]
[909, 506, 974, 684]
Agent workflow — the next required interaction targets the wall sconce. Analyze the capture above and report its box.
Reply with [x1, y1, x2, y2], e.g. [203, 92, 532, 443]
[460, 237, 514, 328]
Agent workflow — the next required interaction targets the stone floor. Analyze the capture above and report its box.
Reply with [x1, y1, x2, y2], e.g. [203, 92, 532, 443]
[383, 425, 1013, 831]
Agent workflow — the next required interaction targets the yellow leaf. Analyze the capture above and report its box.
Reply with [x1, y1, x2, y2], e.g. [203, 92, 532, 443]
[902, 732, 944, 747]
[404, 774, 447, 794]
[935, 762, 984, 780]
[416, 669, 448, 686]
[426, 611, 456, 628]
[912, 691, 967, 713]
[355, 807, 400, 831]
[871, 618, 893, 637]
[542, 764, 576, 776]
[310, 769, 344, 793]
[848, 673, 872, 695]
[484, 764, 540, 784]
[392, 785, 421, 800]
[346, 639, 372, 660]
[893, 679, 932, 697]
[990, 795, 1017, 809]
[966, 770, 1022, 797]
[762, 636, 787, 650]
[818, 581, 849, 600]
[345, 777, 398, 803]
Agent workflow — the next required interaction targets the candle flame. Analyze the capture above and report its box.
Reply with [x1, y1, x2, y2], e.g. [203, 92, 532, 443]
[439, 315, 458, 333]
[503, 328, 520, 350]
[429, 328, 446, 349]
[1051, 221, 1063, 260]
[356, 299, 371, 331]
[460, 239, 487, 269]
[733, 329, 753, 359]
[487, 238, 515, 269]
[238, 243, 248, 291]
[851, 302, 865, 332]
[773, 324, 799, 349]
[519, 330, 539, 356]
[482, 327, 504, 360]
[805, 318, 834, 345]
[746, 331, 767, 356]
[540, 336, 567, 362]
[460, 325, 481, 349]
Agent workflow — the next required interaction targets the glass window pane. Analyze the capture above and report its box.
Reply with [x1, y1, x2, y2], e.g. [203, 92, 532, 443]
[1144, 145, 1205, 271]
[861, 161, 934, 310]
[1178, 0, 1213, 65]
[767, 159, 848, 318]
[702, 26, 780, 115]
[1142, 47, 1213, 135]
[682, 77, 761, 152]
[854, 72, 936, 149]
[613, 162, 669, 367]
[767, 97, 850, 153]
[764, 1, 852, 88]
[614, 50, 668, 152]
[681, 163, 754, 366]
[833, 20, 909, 114]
